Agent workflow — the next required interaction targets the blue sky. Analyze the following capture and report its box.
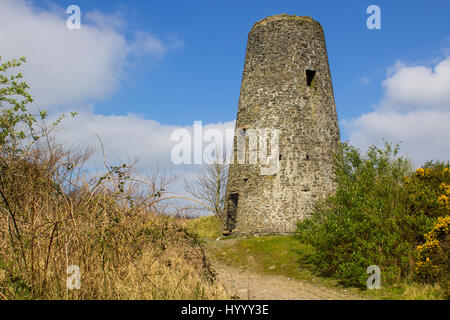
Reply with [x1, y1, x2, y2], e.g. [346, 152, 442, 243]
[1, 0, 450, 179]
[27, 0, 450, 127]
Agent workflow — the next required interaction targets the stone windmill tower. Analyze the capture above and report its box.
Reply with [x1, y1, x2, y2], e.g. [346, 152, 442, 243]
[223, 14, 340, 235]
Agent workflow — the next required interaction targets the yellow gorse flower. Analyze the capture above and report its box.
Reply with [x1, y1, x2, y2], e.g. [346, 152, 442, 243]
[438, 194, 448, 207]
[415, 167, 432, 177]
[415, 215, 449, 279]
[416, 168, 425, 176]
[439, 183, 450, 195]
[413, 166, 450, 280]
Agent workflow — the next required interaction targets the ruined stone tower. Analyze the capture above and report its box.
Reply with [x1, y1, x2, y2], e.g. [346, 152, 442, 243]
[223, 14, 340, 235]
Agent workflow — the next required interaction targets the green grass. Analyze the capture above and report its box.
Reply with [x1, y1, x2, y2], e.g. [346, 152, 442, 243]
[184, 216, 447, 300]
[183, 218, 316, 281]
[209, 235, 363, 297]
[208, 235, 447, 300]
[184, 215, 222, 240]
[357, 282, 447, 300]
[213, 236, 316, 280]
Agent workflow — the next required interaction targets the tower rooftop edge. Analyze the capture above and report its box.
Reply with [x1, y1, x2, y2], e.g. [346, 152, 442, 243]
[252, 14, 321, 29]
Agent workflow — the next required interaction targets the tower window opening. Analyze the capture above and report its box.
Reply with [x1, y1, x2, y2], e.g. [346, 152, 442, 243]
[306, 69, 316, 87]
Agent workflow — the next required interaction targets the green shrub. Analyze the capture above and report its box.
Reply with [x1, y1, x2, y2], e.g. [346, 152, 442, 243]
[411, 164, 449, 296]
[295, 142, 445, 288]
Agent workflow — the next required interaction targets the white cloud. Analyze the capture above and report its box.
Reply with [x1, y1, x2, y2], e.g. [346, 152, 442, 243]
[129, 31, 168, 59]
[381, 58, 450, 112]
[85, 10, 126, 31]
[0, 0, 232, 215]
[344, 56, 450, 166]
[53, 109, 235, 194]
[0, 0, 202, 199]
[55, 110, 234, 167]
[0, 0, 180, 108]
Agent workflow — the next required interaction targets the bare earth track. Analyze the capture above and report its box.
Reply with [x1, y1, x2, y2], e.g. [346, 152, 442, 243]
[213, 262, 362, 300]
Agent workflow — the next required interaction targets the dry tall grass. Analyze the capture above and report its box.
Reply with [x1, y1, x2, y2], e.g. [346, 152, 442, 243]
[0, 141, 227, 299]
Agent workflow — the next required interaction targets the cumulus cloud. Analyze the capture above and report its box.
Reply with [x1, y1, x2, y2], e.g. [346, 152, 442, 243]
[0, 0, 210, 198]
[55, 110, 235, 171]
[381, 58, 450, 112]
[53, 109, 235, 197]
[344, 56, 450, 166]
[85, 10, 126, 31]
[0, 0, 181, 108]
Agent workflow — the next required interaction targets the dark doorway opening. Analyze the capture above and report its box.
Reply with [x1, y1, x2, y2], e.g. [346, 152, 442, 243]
[225, 193, 239, 234]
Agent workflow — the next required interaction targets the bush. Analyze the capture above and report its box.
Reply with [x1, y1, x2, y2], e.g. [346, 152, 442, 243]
[413, 165, 449, 298]
[0, 57, 227, 299]
[295, 142, 449, 288]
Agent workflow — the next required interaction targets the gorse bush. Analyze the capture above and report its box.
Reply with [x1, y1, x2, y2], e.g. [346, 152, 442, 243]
[412, 165, 449, 297]
[0, 56, 227, 300]
[416, 216, 449, 281]
[295, 142, 449, 289]
[404, 164, 450, 221]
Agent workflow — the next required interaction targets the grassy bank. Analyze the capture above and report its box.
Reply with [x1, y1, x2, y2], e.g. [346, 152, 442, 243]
[186, 216, 447, 300]
[0, 57, 228, 300]
[183, 215, 222, 240]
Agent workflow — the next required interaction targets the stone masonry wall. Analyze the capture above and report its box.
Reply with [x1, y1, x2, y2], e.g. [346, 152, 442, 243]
[223, 14, 341, 235]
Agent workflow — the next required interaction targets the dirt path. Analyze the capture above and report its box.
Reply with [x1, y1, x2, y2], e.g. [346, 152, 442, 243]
[213, 262, 363, 300]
